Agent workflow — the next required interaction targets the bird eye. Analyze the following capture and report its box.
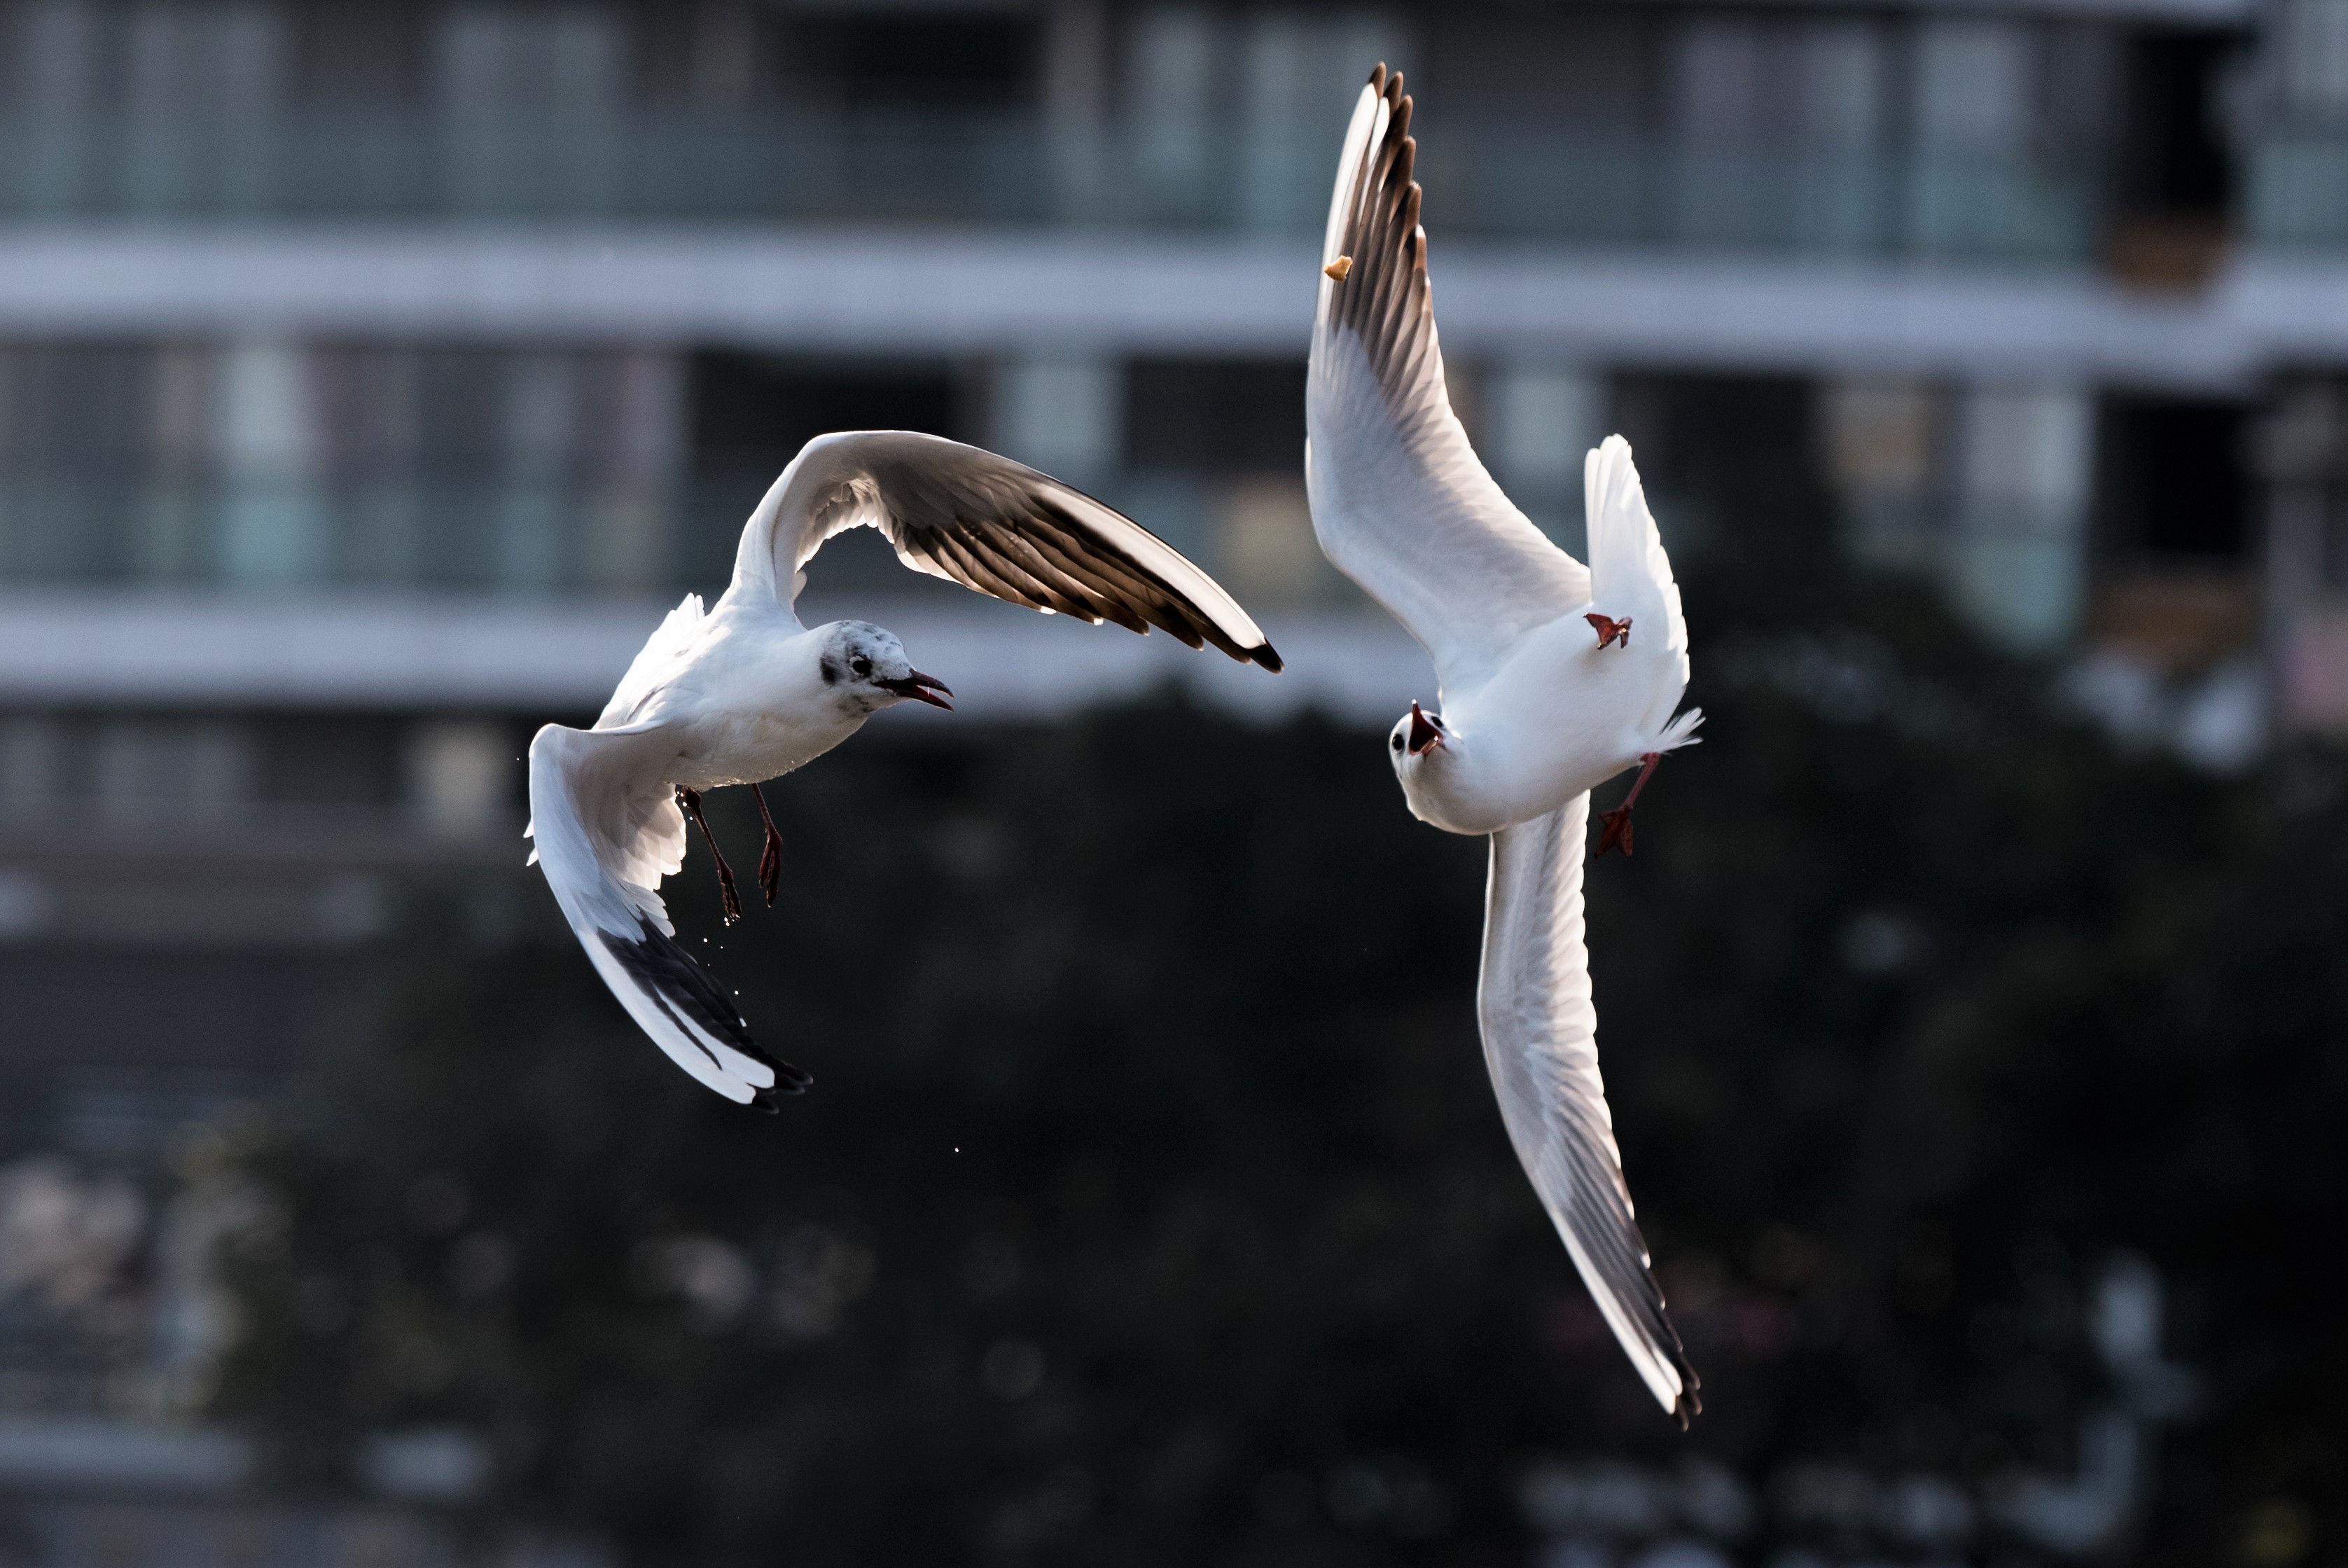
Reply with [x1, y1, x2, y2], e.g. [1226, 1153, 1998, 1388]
[1391, 734, 1403, 751]
[851, 655, 873, 678]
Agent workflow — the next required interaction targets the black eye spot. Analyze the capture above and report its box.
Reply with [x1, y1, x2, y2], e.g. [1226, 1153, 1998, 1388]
[819, 656, 842, 685]
[851, 655, 873, 679]
[1391, 734, 1403, 751]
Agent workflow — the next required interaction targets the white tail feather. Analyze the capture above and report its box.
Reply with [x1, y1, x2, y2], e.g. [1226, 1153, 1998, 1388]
[1656, 707, 1704, 753]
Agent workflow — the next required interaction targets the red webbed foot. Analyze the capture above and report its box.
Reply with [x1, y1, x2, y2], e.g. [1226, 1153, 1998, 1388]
[1594, 750, 1665, 860]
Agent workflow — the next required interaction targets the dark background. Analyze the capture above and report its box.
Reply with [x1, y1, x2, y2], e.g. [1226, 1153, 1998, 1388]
[207, 440, 2347, 1566]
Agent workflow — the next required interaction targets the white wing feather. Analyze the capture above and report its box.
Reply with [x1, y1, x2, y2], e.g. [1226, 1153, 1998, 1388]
[527, 723, 805, 1107]
[1480, 794, 1700, 1424]
[1306, 68, 1590, 700]
[597, 593, 705, 730]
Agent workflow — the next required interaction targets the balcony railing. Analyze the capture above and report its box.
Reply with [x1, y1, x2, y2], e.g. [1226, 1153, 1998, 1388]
[0, 110, 2100, 263]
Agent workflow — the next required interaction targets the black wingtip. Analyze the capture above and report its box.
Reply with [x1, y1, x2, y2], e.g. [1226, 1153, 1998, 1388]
[1672, 1364, 1704, 1429]
[1250, 643, 1285, 674]
[749, 1064, 814, 1113]
[602, 920, 813, 1109]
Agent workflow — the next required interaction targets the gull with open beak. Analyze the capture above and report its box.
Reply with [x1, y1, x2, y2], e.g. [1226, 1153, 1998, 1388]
[527, 429, 1281, 1109]
[1309, 67, 1705, 1424]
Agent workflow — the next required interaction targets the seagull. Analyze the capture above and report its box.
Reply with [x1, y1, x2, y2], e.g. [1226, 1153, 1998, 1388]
[527, 430, 1282, 1109]
[1307, 67, 1704, 1425]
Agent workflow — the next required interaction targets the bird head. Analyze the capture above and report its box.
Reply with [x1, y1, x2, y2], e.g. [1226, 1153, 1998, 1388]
[1387, 701, 1447, 772]
[819, 622, 953, 715]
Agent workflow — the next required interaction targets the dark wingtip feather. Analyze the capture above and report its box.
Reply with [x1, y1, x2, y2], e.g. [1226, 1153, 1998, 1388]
[1249, 643, 1284, 673]
[1670, 1355, 1703, 1428]
[749, 1069, 810, 1113]
[602, 920, 812, 1109]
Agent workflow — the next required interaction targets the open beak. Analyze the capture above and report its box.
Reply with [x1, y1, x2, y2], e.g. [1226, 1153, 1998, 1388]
[882, 669, 954, 711]
[1408, 701, 1443, 756]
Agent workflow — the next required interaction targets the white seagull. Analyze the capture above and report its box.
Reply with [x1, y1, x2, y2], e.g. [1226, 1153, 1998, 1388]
[1307, 67, 1704, 1424]
[527, 431, 1281, 1109]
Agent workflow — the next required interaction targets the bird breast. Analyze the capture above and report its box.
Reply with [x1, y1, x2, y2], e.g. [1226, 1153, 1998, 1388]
[671, 705, 860, 791]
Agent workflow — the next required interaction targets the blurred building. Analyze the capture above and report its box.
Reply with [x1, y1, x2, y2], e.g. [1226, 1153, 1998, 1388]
[0, 0, 2327, 1555]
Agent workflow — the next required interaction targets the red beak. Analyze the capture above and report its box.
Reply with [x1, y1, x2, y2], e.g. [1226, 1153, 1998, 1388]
[1408, 702, 1443, 756]
[882, 669, 954, 710]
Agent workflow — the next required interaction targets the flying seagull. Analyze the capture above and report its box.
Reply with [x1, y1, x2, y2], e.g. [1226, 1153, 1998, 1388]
[1307, 67, 1704, 1425]
[528, 430, 1281, 1108]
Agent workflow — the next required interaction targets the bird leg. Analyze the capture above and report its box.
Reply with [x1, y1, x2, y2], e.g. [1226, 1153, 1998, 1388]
[749, 782, 783, 907]
[679, 788, 743, 924]
[1596, 751, 1664, 859]
[1585, 613, 1632, 649]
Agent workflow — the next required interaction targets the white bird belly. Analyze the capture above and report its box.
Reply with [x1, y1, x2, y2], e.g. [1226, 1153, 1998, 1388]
[666, 707, 861, 791]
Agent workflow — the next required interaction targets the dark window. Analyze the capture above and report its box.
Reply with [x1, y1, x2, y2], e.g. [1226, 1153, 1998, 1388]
[260, 716, 404, 808]
[2099, 397, 2246, 560]
[788, 15, 1039, 112]
[690, 354, 959, 473]
[292, 5, 426, 105]
[682, 354, 964, 586]
[1125, 360, 1306, 475]
[2117, 31, 2238, 219]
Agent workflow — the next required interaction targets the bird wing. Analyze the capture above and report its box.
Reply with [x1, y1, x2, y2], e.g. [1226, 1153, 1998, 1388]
[728, 429, 1281, 671]
[526, 722, 810, 1109]
[597, 592, 705, 730]
[1307, 65, 1590, 699]
[1480, 793, 1700, 1424]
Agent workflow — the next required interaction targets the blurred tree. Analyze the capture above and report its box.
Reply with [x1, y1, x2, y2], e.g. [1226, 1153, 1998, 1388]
[214, 455, 2348, 1564]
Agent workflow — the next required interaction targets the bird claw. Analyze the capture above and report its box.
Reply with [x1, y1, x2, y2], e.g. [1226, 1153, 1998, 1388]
[750, 782, 784, 907]
[1595, 750, 1665, 859]
[757, 829, 781, 907]
[1585, 613, 1632, 650]
[1597, 805, 1635, 859]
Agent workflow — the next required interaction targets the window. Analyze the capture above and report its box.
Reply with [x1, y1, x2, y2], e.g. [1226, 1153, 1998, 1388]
[1124, 359, 1305, 476]
[788, 14, 1038, 113]
[2098, 396, 2248, 561]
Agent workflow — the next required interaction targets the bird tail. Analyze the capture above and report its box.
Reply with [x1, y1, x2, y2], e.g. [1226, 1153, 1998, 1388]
[1585, 436, 1688, 660]
[1655, 707, 1704, 754]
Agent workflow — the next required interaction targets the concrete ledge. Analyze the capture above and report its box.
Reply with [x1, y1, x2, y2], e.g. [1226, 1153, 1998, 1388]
[0, 589, 1432, 725]
[0, 223, 2321, 389]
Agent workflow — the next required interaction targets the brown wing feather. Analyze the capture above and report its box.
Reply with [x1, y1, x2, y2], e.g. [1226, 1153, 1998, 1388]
[828, 434, 1282, 671]
[1329, 71, 1437, 416]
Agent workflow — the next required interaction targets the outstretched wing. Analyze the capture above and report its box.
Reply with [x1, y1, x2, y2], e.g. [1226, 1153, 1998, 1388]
[730, 430, 1281, 672]
[597, 592, 704, 730]
[526, 722, 810, 1109]
[1480, 794, 1699, 1425]
[1307, 64, 1589, 698]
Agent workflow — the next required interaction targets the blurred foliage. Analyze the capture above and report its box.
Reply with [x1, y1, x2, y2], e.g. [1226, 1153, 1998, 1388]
[213, 426, 2348, 1564]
